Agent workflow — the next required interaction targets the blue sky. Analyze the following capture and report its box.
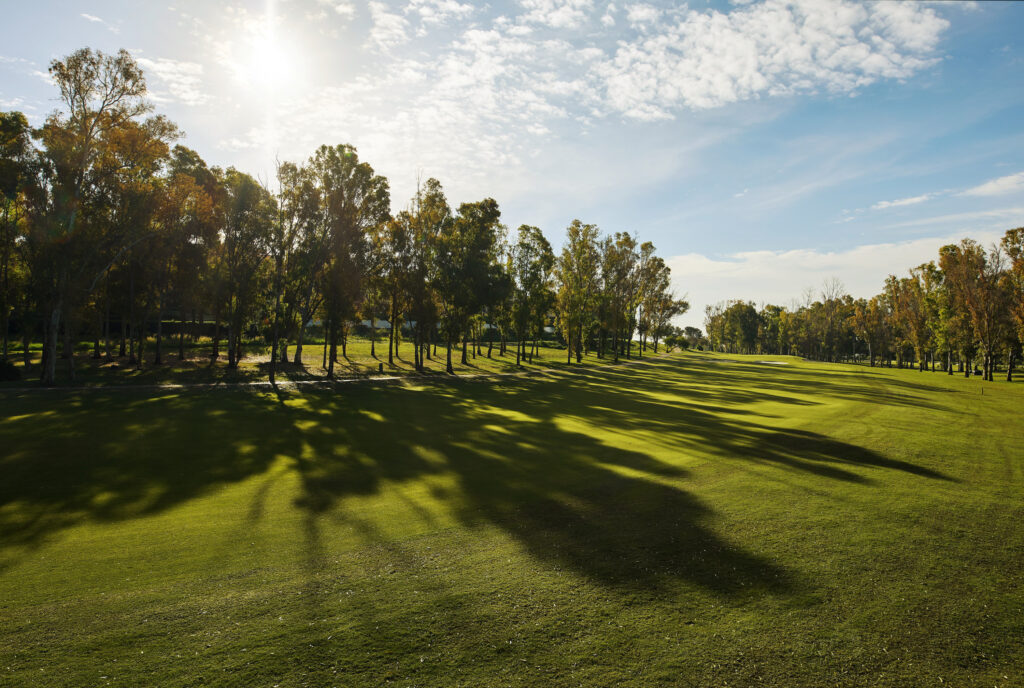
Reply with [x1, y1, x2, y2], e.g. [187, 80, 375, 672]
[2, 0, 1023, 326]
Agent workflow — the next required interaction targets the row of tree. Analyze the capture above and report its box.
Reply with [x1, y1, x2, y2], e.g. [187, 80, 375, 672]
[0, 48, 686, 385]
[704, 231, 1024, 381]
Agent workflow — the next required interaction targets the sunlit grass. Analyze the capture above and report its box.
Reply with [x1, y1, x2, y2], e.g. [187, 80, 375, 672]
[1, 353, 1022, 686]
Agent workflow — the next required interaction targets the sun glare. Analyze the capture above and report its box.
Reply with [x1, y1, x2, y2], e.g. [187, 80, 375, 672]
[230, 6, 302, 97]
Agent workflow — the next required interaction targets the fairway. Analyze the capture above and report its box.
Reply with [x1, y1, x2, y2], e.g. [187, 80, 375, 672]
[1, 353, 1023, 687]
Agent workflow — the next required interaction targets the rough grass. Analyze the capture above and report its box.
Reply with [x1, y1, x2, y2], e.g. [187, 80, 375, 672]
[1, 352, 1022, 687]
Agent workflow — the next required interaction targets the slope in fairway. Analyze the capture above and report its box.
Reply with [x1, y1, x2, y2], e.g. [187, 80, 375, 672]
[1, 353, 1022, 686]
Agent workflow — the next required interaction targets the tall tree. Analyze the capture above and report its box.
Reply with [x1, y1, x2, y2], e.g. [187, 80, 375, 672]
[26, 48, 155, 384]
[308, 144, 389, 377]
[556, 220, 600, 364]
[0, 111, 32, 363]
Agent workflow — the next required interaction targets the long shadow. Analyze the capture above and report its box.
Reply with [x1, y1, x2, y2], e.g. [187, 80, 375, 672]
[0, 355, 953, 592]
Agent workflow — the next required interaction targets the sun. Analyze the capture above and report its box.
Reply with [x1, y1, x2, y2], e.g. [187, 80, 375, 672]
[230, 16, 302, 96]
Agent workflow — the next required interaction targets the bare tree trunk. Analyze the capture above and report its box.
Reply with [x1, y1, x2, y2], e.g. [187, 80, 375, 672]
[154, 305, 163, 365]
[270, 288, 281, 384]
[211, 309, 221, 363]
[294, 314, 306, 364]
[179, 311, 186, 361]
[327, 320, 337, 379]
[103, 283, 112, 361]
[446, 333, 454, 374]
[41, 304, 61, 385]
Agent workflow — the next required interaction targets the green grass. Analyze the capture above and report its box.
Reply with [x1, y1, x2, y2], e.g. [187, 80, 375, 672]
[1, 335, 626, 388]
[1, 352, 1022, 686]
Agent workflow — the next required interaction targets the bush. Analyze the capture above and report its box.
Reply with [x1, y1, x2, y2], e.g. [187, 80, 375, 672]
[0, 360, 20, 381]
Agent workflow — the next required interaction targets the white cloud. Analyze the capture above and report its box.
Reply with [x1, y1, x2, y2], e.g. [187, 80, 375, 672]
[668, 230, 1004, 328]
[962, 171, 1024, 197]
[519, 0, 594, 29]
[625, 3, 661, 26]
[369, 1, 411, 50]
[315, 0, 356, 18]
[600, 3, 616, 27]
[884, 207, 1024, 230]
[871, 193, 934, 210]
[136, 57, 211, 106]
[407, 0, 474, 28]
[594, 0, 949, 119]
[80, 12, 120, 33]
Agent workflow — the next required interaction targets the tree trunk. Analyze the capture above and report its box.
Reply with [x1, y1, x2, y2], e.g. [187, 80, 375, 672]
[41, 304, 61, 385]
[388, 303, 396, 366]
[461, 332, 468, 365]
[327, 321, 337, 378]
[294, 315, 305, 364]
[270, 285, 281, 384]
[154, 307, 163, 365]
[179, 311, 186, 361]
[321, 319, 328, 372]
[211, 308, 221, 363]
[446, 333, 453, 374]
[128, 267, 137, 364]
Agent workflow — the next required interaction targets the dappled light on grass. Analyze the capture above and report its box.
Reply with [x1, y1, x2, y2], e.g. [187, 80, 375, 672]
[0, 353, 1018, 686]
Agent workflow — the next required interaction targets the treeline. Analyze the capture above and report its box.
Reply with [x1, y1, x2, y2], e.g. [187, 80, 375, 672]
[0, 48, 687, 385]
[704, 231, 1024, 381]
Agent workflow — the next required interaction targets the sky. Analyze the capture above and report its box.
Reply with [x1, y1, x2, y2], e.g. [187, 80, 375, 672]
[2, 0, 1023, 328]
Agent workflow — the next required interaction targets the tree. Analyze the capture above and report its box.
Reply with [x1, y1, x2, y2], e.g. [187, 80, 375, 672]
[511, 224, 554, 366]
[434, 198, 502, 373]
[556, 220, 600, 364]
[307, 144, 389, 378]
[1001, 228, 1024, 380]
[940, 240, 1008, 381]
[0, 111, 32, 363]
[26, 48, 155, 384]
[220, 168, 274, 368]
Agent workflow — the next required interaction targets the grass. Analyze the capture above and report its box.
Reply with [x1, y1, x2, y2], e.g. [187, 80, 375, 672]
[1, 335, 622, 388]
[1, 351, 1022, 686]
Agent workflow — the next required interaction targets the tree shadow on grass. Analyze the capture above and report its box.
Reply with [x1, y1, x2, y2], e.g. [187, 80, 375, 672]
[0, 356, 952, 593]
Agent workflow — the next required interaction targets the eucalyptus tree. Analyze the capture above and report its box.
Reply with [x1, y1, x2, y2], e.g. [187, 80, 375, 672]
[510, 225, 553, 365]
[556, 220, 600, 364]
[164, 146, 219, 361]
[940, 240, 1008, 381]
[267, 160, 310, 381]
[1001, 228, 1024, 380]
[887, 267, 938, 372]
[650, 291, 688, 354]
[219, 168, 275, 368]
[307, 144, 389, 377]
[153, 169, 215, 364]
[637, 253, 668, 355]
[377, 211, 414, 366]
[408, 178, 448, 371]
[26, 48, 157, 383]
[0, 111, 31, 363]
[434, 198, 502, 372]
[602, 232, 638, 361]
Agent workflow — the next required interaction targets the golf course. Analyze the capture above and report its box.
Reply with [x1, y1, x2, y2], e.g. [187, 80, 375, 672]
[2, 351, 1022, 687]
